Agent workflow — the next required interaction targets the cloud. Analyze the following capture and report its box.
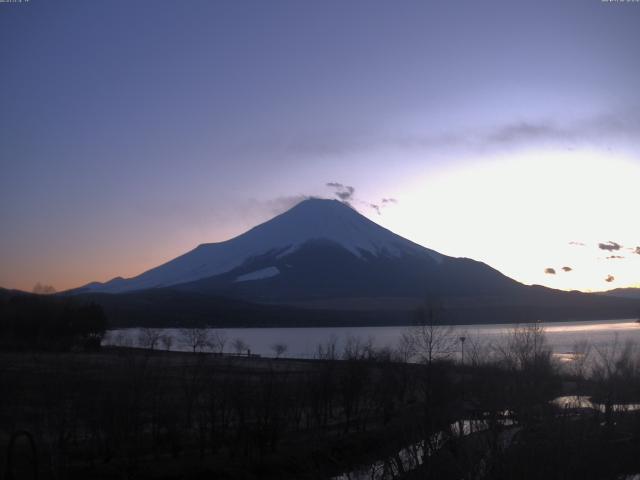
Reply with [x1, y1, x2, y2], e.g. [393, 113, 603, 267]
[606, 255, 625, 259]
[486, 122, 568, 146]
[453, 108, 640, 151]
[33, 283, 56, 294]
[326, 182, 355, 204]
[544, 268, 556, 275]
[569, 241, 586, 247]
[599, 241, 622, 251]
[605, 275, 615, 283]
[368, 197, 399, 215]
[261, 107, 640, 162]
[632, 247, 640, 255]
[390, 108, 640, 156]
[326, 183, 396, 215]
[561, 266, 573, 272]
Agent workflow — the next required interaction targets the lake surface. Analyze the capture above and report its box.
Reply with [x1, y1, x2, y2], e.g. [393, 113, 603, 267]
[105, 318, 640, 360]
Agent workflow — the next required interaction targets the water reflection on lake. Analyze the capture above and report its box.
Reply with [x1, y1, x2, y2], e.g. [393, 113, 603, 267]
[331, 417, 518, 480]
[553, 395, 640, 413]
[105, 319, 640, 359]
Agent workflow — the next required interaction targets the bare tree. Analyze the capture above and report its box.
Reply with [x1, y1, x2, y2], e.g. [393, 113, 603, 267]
[180, 328, 210, 353]
[138, 328, 162, 350]
[495, 323, 559, 425]
[342, 335, 372, 360]
[464, 332, 489, 367]
[410, 303, 456, 366]
[591, 337, 640, 422]
[231, 338, 248, 355]
[396, 332, 417, 363]
[568, 339, 591, 378]
[316, 334, 338, 360]
[498, 323, 551, 371]
[271, 342, 288, 358]
[207, 330, 227, 354]
[566, 339, 592, 407]
[160, 334, 174, 351]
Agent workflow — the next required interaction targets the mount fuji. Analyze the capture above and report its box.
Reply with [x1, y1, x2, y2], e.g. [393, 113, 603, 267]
[79, 198, 516, 299]
[71, 198, 639, 326]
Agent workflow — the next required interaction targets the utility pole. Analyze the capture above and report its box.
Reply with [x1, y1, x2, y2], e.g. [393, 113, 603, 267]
[459, 336, 466, 365]
[460, 335, 467, 406]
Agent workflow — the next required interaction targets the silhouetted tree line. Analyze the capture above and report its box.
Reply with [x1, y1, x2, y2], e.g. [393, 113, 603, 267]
[0, 292, 107, 351]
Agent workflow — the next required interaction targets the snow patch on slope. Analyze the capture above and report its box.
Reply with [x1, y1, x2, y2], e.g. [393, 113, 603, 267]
[235, 266, 280, 283]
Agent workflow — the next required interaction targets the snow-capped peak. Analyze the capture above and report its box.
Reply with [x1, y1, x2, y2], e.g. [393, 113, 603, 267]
[82, 198, 442, 293]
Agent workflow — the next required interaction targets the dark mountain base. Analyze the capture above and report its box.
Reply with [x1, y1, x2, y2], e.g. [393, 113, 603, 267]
[74, 288, 640, 328]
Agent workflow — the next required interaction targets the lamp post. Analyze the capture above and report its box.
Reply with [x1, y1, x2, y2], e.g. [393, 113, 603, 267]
[459, 336, 467, 403]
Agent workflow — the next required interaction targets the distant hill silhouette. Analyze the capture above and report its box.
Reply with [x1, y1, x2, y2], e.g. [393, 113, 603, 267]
[601, 287, 640, 300]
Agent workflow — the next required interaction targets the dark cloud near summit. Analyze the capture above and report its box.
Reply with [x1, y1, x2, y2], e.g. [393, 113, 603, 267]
[326, 183, 397, 215]
[326, 182, 355, 204]
[605, 275, 615, 283]
[599, 241, 622, 252]
[544, 268, 556, 275]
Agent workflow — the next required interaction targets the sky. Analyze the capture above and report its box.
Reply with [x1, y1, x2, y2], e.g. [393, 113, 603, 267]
[1, 0, 639, 293]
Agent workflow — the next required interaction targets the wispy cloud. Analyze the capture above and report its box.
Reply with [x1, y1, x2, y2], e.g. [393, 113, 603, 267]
[277, 108, 640, 160]
[400, 108, 640, 153]
[368, 197, 399, 215]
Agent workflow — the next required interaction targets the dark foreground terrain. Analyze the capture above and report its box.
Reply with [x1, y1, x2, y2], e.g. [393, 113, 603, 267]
[4, 334, 640, 480]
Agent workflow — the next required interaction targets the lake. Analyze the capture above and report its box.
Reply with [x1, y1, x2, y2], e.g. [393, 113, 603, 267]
[105, 318, 640, 360]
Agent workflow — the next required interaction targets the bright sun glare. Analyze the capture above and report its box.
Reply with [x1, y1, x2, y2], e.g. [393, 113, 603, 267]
[382, 150, 640, 291]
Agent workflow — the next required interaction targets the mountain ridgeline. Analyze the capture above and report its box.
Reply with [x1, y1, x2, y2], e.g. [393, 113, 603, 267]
[68, 199, 639, 327]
